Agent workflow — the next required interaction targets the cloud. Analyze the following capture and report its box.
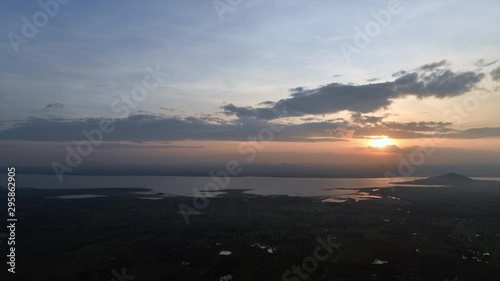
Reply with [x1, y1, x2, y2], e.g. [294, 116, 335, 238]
[442, 127, 500, 139]
[0, 114, 497, 143]
[0, 114, 348, 142]
[42, 103, 64, 111]
[160, 107, 176, 112]
[222, 103, 295, 120]
[391, 69, 483, 98]
[351, 113, 385, 125]
[92, 142, 205, 150]
[351, 125, 430, 139]
[258, 101, 276, 106]
[491, 66, 500, 81]
[359, 144, 402, 153]
[419, 59, 449, 71]
[223, 61, 485, 119]
[351, 124, 499, 139]
[474, 59, 498, 68]
[382, 121, 453, 132]
[392, 70, 407, 77]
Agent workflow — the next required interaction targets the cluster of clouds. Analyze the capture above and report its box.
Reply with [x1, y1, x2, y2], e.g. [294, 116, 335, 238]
[222, 60, 488, 119]
[0, 60, 498, 143]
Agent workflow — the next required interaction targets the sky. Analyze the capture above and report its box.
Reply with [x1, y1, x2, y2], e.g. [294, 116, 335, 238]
[0, 0, 499, 176]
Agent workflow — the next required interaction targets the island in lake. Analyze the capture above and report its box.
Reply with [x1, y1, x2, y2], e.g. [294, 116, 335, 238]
[394, 173, 500, 187]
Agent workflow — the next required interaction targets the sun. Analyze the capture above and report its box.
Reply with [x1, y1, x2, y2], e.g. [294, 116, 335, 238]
[370, 136, 394, 148]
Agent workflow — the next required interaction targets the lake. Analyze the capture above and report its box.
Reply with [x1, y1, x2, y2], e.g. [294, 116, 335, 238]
[10, 174, 498, 198]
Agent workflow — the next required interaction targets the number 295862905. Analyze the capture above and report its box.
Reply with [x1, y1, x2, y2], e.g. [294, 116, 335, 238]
[7, 167, 16, 217]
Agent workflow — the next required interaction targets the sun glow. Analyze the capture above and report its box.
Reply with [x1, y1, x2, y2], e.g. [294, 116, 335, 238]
[370, 136, 393, 148]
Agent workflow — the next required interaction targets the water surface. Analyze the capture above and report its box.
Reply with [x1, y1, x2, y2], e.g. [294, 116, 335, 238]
[12, 175, 500, 198]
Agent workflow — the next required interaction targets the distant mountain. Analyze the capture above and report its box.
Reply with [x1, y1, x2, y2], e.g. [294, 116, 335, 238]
[395, 173, 498, 186]
[423, 173, 474, 184]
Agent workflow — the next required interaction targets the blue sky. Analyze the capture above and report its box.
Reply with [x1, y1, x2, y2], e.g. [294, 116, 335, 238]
[1, 0, 498, 121]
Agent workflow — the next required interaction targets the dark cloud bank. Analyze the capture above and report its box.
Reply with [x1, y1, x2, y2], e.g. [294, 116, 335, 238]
[0, 113, 498, 142]
[223, 61, 485, 119]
